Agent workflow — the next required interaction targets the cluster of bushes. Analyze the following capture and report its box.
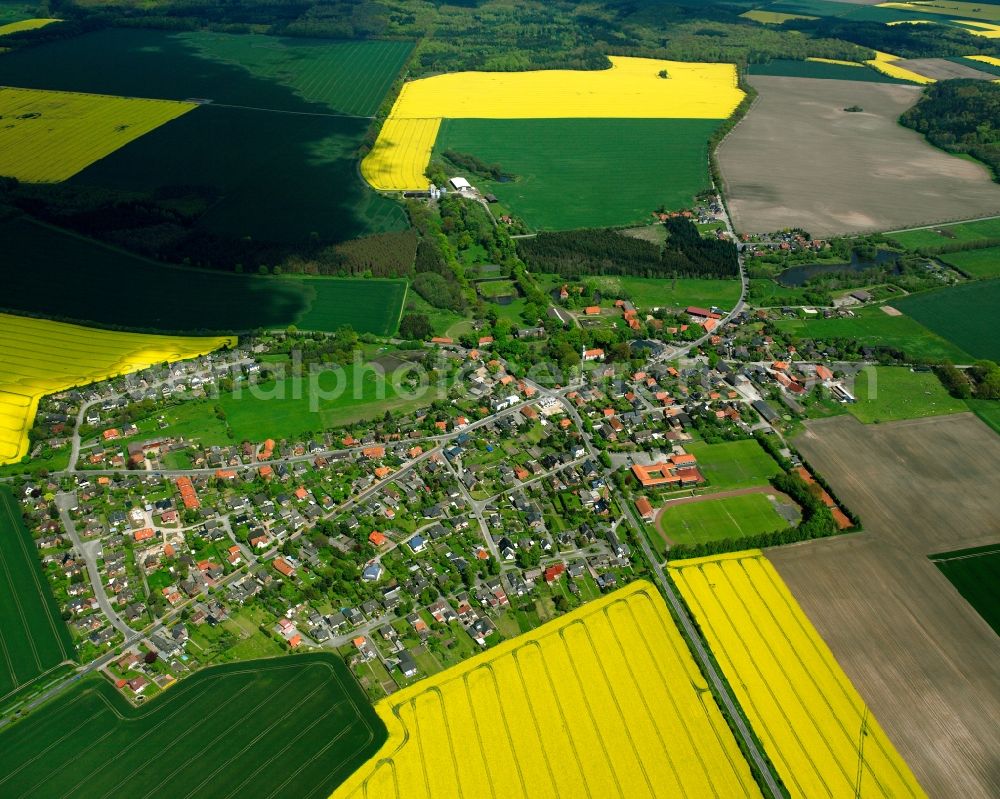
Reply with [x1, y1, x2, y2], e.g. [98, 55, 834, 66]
[936, 360, 1000, 400]
[440, 150, 515, 182]
[517, 218, 737, 280]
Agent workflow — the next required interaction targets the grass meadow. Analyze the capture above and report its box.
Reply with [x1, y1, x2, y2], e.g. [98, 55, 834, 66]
[889, 218, 1000, 250]
[774, 305, 973, 363]
[937, 246, 1000, 279]
[584, 275, 742, 311]
[892, 280, 1000, 362]
[434, 118, 721, 230]
[930, 544, 1000, 636]
[0, 486, 74, 710]
[686, 439, 782, 489]
[847, 367, 969, 424]
[660, 493, 790, 545]
[0, 654, 385, 799]
[966, 399, 1000, 435]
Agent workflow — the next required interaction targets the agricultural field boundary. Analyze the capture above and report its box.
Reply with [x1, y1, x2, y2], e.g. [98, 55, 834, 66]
[332, 580, 761, 799]
[0, 87, 196, 182]
[0, 486, 74, 711]
[0, 654, 384, 798]
[362, 56, 743, 192]
[670, 551, 927, 799]
[0, 313, 234, 464]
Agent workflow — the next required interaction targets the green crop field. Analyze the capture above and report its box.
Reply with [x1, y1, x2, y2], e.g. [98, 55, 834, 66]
[889, 218, 1000, 251]
[0, 486, 74, 711]
[293, 278, 406, 335]
[930, 543, 1000, 636]
[846, 367, 969, 423]
[937, 246, 1000, 279]
[0, 654, 385, 799]
[892, 280, 1000, 362]
[0, 29, 411, 245]
[953, 56, 1000, 78]
[660, 492, 791, 545]
[774, 305, 973, 363]
[0, 218, 404, 335]
[966, 399, 1000, 435]
[685, 439, 782, 489]
[0, 29, 411, 115]
[434, 118, 721, 230]
[748, 59, 914, 83]
[72, 103, 407, 245]
[584, 275, 742, 311]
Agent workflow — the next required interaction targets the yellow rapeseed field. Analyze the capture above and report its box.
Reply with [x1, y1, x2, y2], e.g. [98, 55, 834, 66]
[0, 314, 234, 465]
[670, 552, 927, 799]
[969, 54, 1000, 67]
[865, 50, 935, 84]
[0, 87, 196, 182]
[952, 19, 1000, 37]
[741, 10, 817, 23]
[0, 18, 60, 36]
[360, 117, 441, 192]
[332, 580, 761, 799]
[806, 57, 865, 67]
[362, 55, 743, 191]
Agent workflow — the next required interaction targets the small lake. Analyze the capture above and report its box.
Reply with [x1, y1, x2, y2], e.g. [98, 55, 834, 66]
[777, 250, 898, 287]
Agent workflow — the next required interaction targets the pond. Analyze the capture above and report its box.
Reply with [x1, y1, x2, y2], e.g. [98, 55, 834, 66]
[777, 250, 898, 286]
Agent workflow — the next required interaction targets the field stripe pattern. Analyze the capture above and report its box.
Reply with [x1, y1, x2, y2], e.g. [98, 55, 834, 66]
[0, 655, 383, 798]
[0, 486, 74, 708]
[0, 313, 234, 464]
[670, 551, 926, 799]
[0, 87, 195, 182]
[332, 580, 761, 799]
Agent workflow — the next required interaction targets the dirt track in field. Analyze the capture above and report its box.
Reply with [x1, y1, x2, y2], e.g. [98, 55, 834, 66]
[718, 76, 1000, 236]
[768, 413, 1000, 798]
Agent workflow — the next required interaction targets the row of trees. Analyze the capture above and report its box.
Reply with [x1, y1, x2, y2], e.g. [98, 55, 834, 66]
[517, 219, 738, 280]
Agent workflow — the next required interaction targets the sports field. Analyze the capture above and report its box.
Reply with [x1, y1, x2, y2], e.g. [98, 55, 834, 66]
[774, 305, 973, 363]
[363, 55, 742, 192]
[685, 439, 782, 489]
[847, 367, 969, 424]
[0, 218, 405, 335]
[0, 654, 385, 798]
[889, 217, 1000, 250]
[670, 551, 927, 799]
[0, 313, 233, 464]
[892, 280, 1000, 361]
[0, 486, 74, 710]
[937, 245, 1000, 279]
[432, 118, 720, 229]
[930, 543, 1000, 636]
[659, 493, 791, 545]
[0, 87, 194, 182]
[334, 581, 760, 799]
